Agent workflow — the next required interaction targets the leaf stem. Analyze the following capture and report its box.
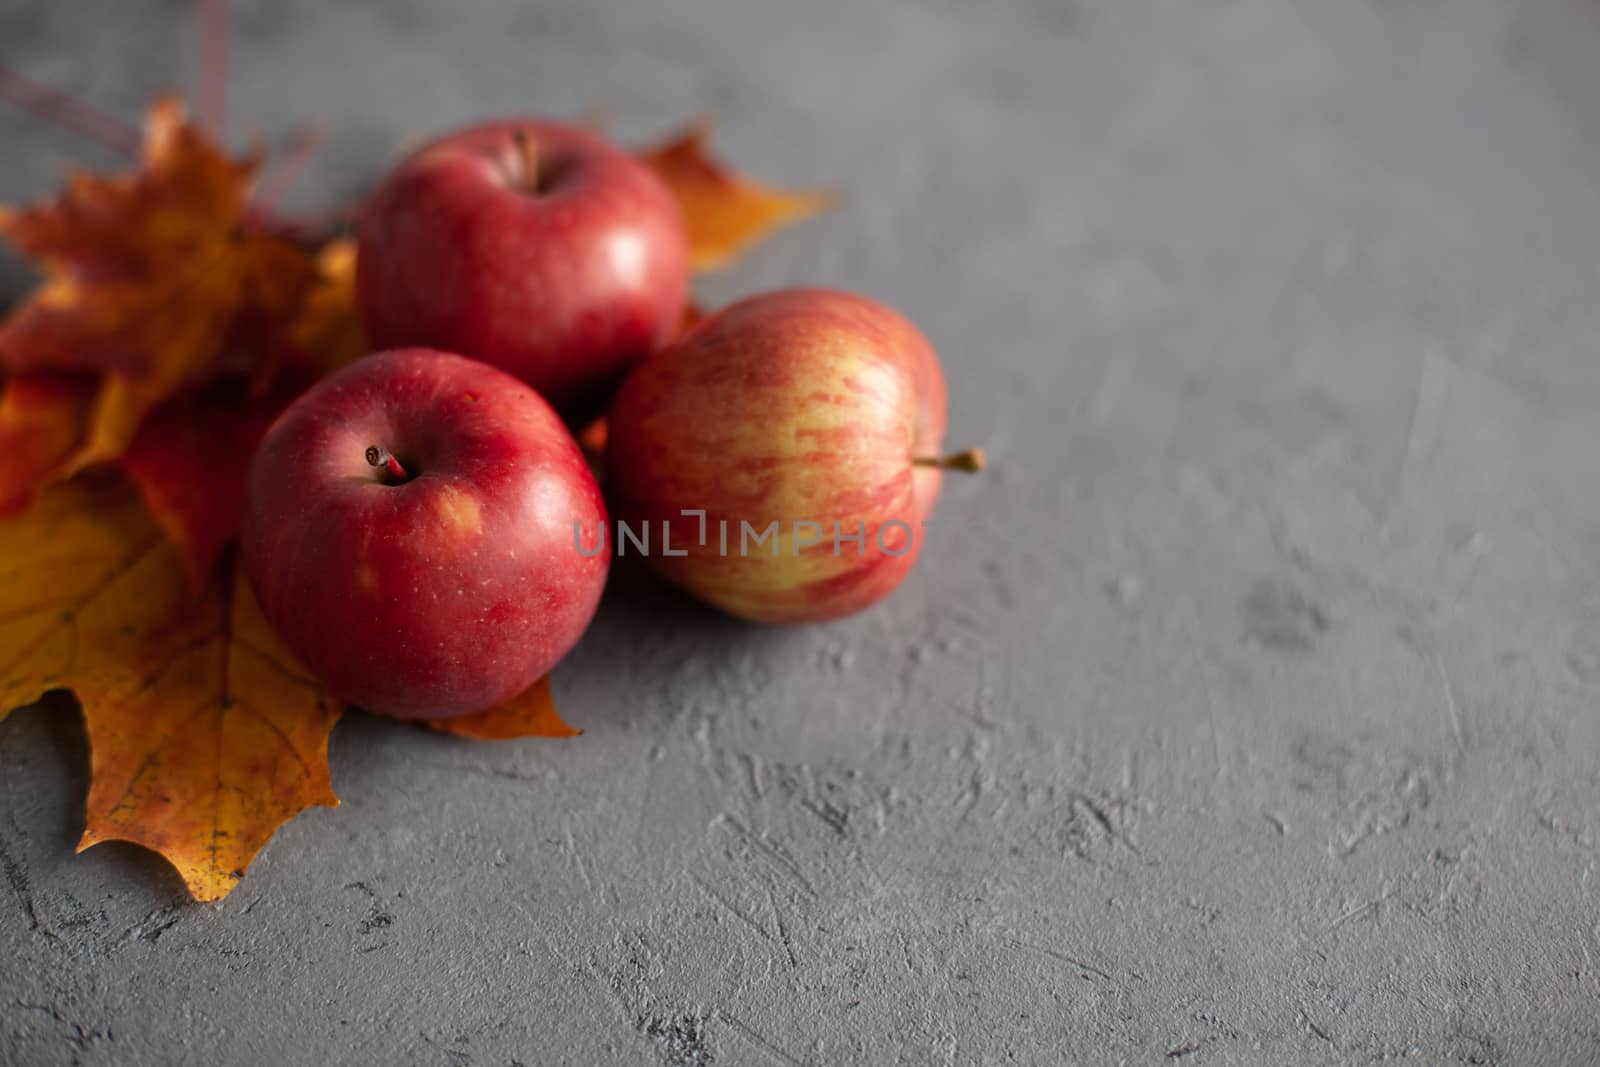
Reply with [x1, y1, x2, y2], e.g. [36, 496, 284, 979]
[0, 67, 139, 155]
[197, 0, 228, 136]
[247, 124, 324, 228]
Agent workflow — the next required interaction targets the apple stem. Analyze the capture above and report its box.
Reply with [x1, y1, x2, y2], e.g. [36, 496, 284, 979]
[365, 446, 410, 484]
[914, 448, 987, 473]
[512, 127, 539, 192]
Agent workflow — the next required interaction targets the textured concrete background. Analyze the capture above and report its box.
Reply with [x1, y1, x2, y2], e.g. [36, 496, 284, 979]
[3, 0, 1600, 1063]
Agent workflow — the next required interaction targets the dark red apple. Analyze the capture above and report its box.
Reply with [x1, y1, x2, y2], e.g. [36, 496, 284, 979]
[356, 118, 689, 422]
[605, 289, 980, 624]
[241, 348, 609, 718]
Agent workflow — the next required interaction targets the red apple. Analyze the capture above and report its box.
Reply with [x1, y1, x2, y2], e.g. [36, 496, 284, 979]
[604, 289, 980, 624]
[241, 348, 609, 718]
[356, 118, 689, 422]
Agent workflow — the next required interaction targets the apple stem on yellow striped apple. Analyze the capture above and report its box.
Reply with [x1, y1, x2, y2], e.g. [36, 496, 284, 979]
[914, 448, 986, 473]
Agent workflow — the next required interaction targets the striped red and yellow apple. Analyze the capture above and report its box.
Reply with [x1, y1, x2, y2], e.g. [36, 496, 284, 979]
[605, 288, 980, 624]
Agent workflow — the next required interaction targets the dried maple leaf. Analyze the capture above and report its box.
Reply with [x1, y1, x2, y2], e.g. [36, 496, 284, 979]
[78, 563, 340, 901]
[0, 370, 97, 515]
[0, 95, 315, 502]
[637, 124, 832, 272]
[577, 415, 610, 459]
[573, 301, 706, 463]
[0, 475, 585, 898]
[423, 675, 580, 741]
[292, 236, 367, 374]
[0, 477, 171, 712]
[119, 364, 317, 587]
[0, 479, 341, 901]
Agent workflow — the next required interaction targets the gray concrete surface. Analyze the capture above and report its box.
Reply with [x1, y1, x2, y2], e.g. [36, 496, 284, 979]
[3, 0, 1600, 1063]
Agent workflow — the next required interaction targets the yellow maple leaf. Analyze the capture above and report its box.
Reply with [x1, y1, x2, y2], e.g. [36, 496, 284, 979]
[1, 477, 582, 898]
[0, 477, 177, 709]
[77, 563, 342, 902]
[637, 123, 833, 272]
[0, 479, 340, 901]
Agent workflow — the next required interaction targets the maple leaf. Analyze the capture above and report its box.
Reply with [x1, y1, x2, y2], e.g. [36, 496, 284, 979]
[0, 370, 97, 515]
[0, 479, 340, 901]
[111, 237, 378, 588]
[637, 124, 833, 272]
[112, 232, 362, 585]
[78, 563, 341, 902]
[573, 302, 705, 462]
[291, 236, 367, 374]
[423, 675, 579, 741]
[577, 415, 610, 459]
[0, 476, 583, 898]
[119, 364, 318, 587]
[0, 96, 315, 503]
[0, 477, 172, 711]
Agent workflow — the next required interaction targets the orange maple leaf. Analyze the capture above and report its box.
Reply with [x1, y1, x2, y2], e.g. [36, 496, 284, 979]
[117, 236, 366, 586]
[291, 236, 368, 374]
[119, 364, 318, 587]
[637, 124, 833, 272]
[573, 301, 705, 462]
[0, 96, 315, 512]
[0, 370, 97, 515]
[423, 675, 579, 741]
[576, 414, 610, 459]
